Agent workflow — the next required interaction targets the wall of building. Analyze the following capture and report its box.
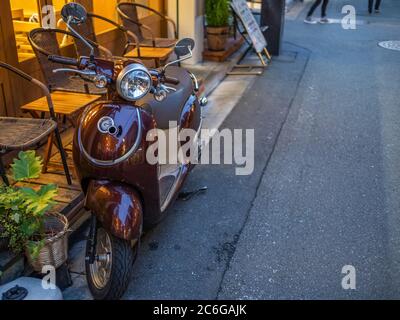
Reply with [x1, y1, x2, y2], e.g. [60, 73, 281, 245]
[167, 0, 204, 65]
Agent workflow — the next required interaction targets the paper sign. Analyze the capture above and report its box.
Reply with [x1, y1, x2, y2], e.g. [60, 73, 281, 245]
[231, 0, 267, 53]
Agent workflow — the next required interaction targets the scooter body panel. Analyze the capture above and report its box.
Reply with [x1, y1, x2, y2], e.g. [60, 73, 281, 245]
[85, 180, 142, 241]
[73, 94, 200, 228]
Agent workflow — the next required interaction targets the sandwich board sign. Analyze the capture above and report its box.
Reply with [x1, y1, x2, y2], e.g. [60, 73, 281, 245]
[231, 0, 267, 54]
[229, 0, 271, 74]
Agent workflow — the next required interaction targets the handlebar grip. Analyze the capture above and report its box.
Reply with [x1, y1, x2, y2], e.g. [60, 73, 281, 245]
[164, 76, 180, 86]
[48, 55, 79, 66]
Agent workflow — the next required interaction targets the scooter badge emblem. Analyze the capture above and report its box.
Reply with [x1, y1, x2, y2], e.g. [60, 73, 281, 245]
[97, 116, 117, 135]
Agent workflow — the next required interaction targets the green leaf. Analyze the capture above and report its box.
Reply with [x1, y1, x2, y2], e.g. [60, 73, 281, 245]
[205, 0, 230, 27]
[21, 220, 40, 237]
[10, 151, 43, 181]
[20, 184, 58, 216]
[11, 212, 20, 223]
[26, 240, 45, 259]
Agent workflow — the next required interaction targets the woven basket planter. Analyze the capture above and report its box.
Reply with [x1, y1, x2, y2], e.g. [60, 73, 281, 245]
[25, 212, 69, 272]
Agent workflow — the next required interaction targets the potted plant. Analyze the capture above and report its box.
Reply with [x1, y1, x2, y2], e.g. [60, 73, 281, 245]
[0, 225, 8, 251]
[0, 151, 69, 272]
[205, 0, 231, 51]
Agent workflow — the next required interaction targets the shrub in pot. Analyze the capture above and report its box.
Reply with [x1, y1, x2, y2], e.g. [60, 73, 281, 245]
[0, 225, 8, 252]
[0, 151, 68, 271]
[205, 0, 231, 51]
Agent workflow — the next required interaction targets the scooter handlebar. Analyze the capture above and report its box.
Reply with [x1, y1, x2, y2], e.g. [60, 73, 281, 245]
[48, 55, 79, 67]
[163, 76, 180, 86]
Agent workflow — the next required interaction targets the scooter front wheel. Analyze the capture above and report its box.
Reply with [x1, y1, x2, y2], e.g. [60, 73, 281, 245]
[85, 227, 138, 300]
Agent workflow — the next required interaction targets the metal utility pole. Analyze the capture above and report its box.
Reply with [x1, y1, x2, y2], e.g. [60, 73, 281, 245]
[260, 0, 286, 56]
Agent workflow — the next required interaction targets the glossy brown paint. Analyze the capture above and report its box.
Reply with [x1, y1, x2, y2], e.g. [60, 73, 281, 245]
[85, 180, 142, 241]
[73, 57, 200, 229]
[73, 103, 162, 227]
[79, 103, 140, 161]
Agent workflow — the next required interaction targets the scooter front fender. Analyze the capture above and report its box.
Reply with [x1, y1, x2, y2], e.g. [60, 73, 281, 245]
[85, 180, 143, 241]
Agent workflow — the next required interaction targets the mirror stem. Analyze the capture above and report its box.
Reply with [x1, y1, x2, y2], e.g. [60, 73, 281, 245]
[162, 47, 193, 72]
[67, 16, 95, 63]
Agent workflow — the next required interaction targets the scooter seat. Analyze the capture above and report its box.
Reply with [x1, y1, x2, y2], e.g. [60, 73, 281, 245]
[139, 66, 194, 130]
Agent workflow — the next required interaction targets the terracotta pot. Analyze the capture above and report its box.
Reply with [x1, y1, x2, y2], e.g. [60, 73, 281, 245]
[206, 26, 229, 51]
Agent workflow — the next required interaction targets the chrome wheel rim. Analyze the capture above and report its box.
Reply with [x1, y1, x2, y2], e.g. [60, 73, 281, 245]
[89, 228, 112, 290]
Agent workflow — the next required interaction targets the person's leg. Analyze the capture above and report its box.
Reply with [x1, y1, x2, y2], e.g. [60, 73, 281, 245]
[307, 0, 323, 17]
[321, 0, 330, 17]
[375, 0, 382, 10]
[368, 0, 374, 13]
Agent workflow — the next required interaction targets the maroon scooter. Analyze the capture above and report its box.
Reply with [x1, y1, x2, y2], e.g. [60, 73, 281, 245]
[51, 3, 202, 299]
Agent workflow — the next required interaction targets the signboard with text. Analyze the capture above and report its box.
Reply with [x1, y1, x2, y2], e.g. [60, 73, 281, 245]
[231, 0, 267, 53]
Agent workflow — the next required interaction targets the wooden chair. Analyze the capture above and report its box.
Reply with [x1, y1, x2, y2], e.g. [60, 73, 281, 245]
[116, 2, 178, 48]
[28, 28, 105, 95]
[70, 12, 174, 67]
[0, 61, 72, 185]
[70, 12, 134, 58]
[26, 28, 102, 128]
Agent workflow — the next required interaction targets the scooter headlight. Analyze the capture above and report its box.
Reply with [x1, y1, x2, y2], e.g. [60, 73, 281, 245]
[116, 63, 152, 101]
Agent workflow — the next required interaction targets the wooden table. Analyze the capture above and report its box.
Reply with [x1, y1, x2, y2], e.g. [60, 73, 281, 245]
[21, 91, 101, 126]
[125, 47, 174, 67]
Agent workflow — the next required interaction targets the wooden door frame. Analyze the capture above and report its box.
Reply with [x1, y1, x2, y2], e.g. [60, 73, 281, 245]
[0, 1, 19, 116]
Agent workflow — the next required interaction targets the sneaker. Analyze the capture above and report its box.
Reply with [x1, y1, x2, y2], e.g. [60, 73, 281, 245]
[304, 16, 317, 24]
[375, 9, 380, 13]
[319, 17, 331, 24]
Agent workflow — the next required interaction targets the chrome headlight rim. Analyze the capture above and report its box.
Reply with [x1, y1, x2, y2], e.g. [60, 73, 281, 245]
[116, 63, 152, 101]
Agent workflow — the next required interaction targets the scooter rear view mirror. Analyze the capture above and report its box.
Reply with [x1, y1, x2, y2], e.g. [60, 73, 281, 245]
[61, 2, 87, 25]
[174, 38, 195, 57]
[162, 38, 196, 72]
[61, 2, 95, 62]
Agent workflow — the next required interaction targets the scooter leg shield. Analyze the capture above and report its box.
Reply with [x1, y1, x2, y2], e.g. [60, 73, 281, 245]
[85, 180, 143, 241]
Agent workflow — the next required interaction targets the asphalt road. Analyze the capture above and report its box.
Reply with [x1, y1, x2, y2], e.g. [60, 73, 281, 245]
[219, 0, 400, 299]
[64, 0, 400, 300]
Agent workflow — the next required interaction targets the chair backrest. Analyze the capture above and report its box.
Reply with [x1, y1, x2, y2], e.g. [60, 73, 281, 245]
[72, 13, 128, 57]
[117, 2, 145, 42]
[28, 28, 97, 93]
[0, 60, 55, 116]
[28, 28, 63, 88]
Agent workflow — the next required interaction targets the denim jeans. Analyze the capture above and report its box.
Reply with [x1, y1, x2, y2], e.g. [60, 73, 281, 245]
[369, 0, 382, 12]
[307, 0, 330, 18]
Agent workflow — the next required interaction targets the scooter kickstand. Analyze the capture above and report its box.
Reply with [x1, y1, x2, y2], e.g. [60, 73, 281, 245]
[178, 186, 208, 201]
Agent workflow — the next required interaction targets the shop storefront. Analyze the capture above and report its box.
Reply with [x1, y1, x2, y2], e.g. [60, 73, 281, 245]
[0, 0, 205, 117]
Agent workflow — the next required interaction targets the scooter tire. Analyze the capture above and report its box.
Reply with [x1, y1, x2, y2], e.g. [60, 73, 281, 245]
[86, 228, 138, 300]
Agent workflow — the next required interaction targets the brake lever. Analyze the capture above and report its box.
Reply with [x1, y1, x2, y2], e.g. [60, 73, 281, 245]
[160, 84, 177, 93]
[53, 68, 97, 77]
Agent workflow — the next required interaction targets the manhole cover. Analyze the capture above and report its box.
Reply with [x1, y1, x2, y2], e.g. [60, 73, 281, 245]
[378, 41, 400, 51]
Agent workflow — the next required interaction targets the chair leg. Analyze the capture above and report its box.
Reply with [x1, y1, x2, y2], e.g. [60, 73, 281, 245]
[42, 133, 54, 174]
[53, 128, 72, 185]
[0, 156, 10, 186]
